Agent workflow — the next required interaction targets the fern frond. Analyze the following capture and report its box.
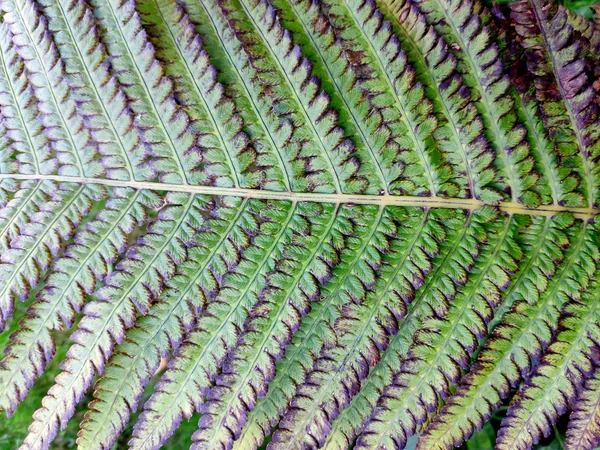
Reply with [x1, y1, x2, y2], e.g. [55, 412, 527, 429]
[407, 0, 540, 205]
[565, 7, 600, 59]
[37, 0, 161, 181]
[176, 0, 301, 191]
[491, 3, 584, 208]
[0, 0, 599, 449]
[128, 200, 299, 449]
[176, 0, 344, 194]
[496, 259, 600, 449]
[138, 0, 279, 190]
[318, 208, 472, 450]
[204, 0, 367, 194]
[35, 0, 140, 181]
[566, 364, 600, 450]
[420, 216, 598, 449]
[268, 0, 463, 198]
[344, 0, 461, 198]
[0, 23, 74, 176]
[1, 0, 103, 177]
[0, 187, 159, 414]
[0, 26, 41, 176]
[251, 0, 394, 195]
[88, 0, 207, 185]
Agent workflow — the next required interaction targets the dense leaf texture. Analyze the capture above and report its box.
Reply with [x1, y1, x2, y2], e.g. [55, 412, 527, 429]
[0, 0, 599, 449]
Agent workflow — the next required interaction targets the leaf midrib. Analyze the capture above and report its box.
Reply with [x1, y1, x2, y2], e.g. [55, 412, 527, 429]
[1, 174, 598, 219]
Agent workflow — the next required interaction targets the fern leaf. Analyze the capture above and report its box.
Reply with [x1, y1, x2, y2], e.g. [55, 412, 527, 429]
[302, 209, 461, 450]
[77, 195, 244, 449]
[0, 188, 159, 415]
[342, 0, 461, 198]
[37, 0, 158, 181]
[176, 0, 347, 194]
[496, 265, 600, 449]
[262, 0, 464, 198]
[0, 27, 41, 176]
[565, 7, 600, 60]
[0, 1, 598, 449]
[88, 0, 206, 185]
[175, 0, 300, 193]
[1, 0, 104, 177]
[420, 216, 598, 449]
[491, 3, 582, 208]
[250, 0, 394, 195]
[355, 209, 522, 449]
[21, 192, 209, 450]
[349, 208, 493, 449]
[128, 200, 298, 449]
[0, 181, 51, 255]
[35, 0, 141, 181]
[566, 364, 600, 450]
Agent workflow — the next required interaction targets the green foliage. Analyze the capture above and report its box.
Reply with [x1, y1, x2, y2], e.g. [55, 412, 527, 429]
[0, 0, 599, 449]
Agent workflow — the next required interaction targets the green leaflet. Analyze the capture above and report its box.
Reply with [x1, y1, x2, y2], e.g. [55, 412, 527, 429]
[407, 0, 540, 206]
[78, 195, 245, 448]
[496, 268, 600, 448]
[420, 216, 598, 449]
[566, 365, 600, 450]
[0, 0, 599, 450]
[0, 187, 159, 413]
